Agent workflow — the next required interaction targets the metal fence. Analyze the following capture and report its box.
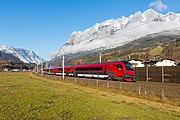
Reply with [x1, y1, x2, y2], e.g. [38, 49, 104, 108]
[135, 66, 180, 83]
[36, 73, 180, 102]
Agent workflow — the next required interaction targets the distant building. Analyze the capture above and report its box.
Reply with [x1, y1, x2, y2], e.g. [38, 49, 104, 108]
[156, 45, 161, 48]
[3, 68, 9, 72]
[144, 60, 158, 67]
[129, 59, 145, 67]
[155, 59, 176, 66]
[12, 69, 20, 72]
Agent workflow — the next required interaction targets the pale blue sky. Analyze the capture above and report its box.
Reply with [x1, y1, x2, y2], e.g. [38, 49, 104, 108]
[0, 0, 179, 60]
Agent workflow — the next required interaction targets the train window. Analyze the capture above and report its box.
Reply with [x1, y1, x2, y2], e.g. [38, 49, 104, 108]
[123, 61, 134, 70]
[76, 67, 103, 71]
[116, 64, 123, 68]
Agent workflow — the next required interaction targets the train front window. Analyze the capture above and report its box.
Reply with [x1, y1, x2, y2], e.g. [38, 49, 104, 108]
[123, 61, 134, 70]
[115, 64, 123, 68]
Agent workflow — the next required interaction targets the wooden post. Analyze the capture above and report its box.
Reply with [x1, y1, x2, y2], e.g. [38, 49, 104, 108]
[162, 89, 165, 98]
[146, 66, 149, 82]
[119, 82, 122, 90]
[107, 81, 109, 89]
[162, 66, 164, 83]
[96, 80, 99, 86]
[138, 86, 141, 95]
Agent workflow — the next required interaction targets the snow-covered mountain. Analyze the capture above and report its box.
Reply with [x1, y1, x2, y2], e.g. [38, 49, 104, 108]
[53, 9, 180, 59]
[0, 46, 45, 64]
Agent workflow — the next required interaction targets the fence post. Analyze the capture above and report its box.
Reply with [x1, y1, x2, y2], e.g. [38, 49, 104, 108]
[75, 77, 77, 83]
[96, 80, 99, 86]
[162, 66, 164, 83]
[138, 86, 141, 95]
[162, 89, 165, 98]
[145, 90, 147, 95]
[107, 81, 109, 89]
[146, 66, 149, 82]
[119, 82, 122, 90]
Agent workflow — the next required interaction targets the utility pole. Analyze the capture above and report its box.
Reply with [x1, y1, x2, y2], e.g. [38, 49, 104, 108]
[62, 49, 65, 80]
[162, 65, 164, 83]
[49, 61, 51, 68]
[46, 61, 48, 68]
[41, 62, 43, 75]
[146, 65, 149, 82]
[36, 63, 38, 73]
[99, 53, 101, 63]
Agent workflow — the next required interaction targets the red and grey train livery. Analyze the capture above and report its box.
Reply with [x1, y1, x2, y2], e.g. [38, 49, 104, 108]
[43, 61, 135, 82]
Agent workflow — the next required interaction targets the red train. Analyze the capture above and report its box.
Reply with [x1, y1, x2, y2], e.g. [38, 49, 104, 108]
[43, 61, 135, 82]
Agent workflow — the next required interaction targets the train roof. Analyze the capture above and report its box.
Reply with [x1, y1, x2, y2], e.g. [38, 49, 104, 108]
[73, 61, 130, 67]
[44, 61, 132, 69]
[52, 66, 72, 68]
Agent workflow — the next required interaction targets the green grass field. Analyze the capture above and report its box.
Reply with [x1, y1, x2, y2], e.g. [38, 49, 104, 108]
[0, 72, 179, 120]
[149, 47, 164, 56]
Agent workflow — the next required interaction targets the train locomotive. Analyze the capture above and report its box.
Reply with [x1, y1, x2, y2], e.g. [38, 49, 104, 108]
[43, 61, 135, 82]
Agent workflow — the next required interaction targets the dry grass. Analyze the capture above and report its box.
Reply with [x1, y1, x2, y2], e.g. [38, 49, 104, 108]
[0, 72, 179, 119]
[149, 47, 164, 55]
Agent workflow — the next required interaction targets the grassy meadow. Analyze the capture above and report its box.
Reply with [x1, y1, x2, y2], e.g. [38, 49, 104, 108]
[149, 47, 164, 56]
[0, 72, 179, 120]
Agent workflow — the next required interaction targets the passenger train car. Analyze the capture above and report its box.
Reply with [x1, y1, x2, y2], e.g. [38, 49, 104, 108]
[43, 61, 135, 82]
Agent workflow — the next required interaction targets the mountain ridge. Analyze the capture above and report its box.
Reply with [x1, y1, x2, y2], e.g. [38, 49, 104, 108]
[0, 51, 22, 62]
[0, 46, 45, 64]
[53, 9, 180, 60]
